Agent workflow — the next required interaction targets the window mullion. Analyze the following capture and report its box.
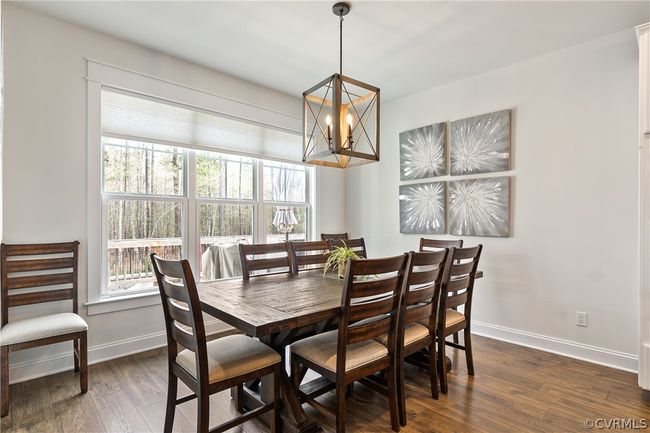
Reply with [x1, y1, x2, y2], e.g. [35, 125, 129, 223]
[187, 150, 198, 279]
[256, 160, 265, 243]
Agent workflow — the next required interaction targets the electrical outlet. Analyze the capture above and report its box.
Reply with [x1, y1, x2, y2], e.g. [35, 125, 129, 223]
[576, 311, 588, 327]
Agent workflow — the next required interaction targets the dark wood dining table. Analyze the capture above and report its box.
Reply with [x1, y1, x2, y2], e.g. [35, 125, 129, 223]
[197, 269, 483, 433]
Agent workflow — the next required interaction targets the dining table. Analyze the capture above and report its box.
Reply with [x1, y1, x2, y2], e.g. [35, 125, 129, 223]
[197, 268, 483, 433]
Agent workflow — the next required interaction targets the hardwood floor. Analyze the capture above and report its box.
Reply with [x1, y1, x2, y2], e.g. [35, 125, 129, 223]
[1, 335, 648, 433]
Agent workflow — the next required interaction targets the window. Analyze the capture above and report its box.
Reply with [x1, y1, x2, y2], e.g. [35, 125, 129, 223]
[100, 138, 311, 297]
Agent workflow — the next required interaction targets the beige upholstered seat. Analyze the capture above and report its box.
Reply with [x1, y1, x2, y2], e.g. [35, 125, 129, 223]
[375, 322, 430, 347]
[176, 334, 280, 383]
[0, 313, 87, 346]
[445, 309, 465, 327]
[291, 330, 388, 372]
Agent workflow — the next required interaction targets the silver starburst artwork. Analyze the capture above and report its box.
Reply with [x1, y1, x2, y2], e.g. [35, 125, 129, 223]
[449, 110, 511, 175]
[448, 177, 510, 237]
[399, 182, 446, 234]
[399, 123, 447, 180]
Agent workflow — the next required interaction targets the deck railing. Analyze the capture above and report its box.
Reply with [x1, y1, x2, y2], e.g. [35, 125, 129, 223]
[107, 234, 306, 292]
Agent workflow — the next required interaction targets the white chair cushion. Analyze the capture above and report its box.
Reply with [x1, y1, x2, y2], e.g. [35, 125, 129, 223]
[445, 309, 466, 327]
[375, 322, 430, 347]
[0, 312, 88, 346]
[290, 330, 388, 372]
[176, 334, 281, 383]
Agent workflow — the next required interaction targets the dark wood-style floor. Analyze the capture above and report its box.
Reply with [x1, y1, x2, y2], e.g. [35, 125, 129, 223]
[1, 335, 648, 433]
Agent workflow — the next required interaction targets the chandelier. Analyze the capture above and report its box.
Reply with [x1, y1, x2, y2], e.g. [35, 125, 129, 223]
[302, 2, 380, 168]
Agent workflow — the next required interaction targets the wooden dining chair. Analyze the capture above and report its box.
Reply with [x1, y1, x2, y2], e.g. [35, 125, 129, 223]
[0, 242, 88, 417]
[150, 254, 282, 433]
[239, 242, 292, 280]
[329, 237, 367, 259]
[437, 245, 483, 394]
[321, 232, 349, 242]
[391, 250, 448, 426]
[419, 238, 464, 343]
[290, 254, 409, 433]
[289, 240, 330, 273]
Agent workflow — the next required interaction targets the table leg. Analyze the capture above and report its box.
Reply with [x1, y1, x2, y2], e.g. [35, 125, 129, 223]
[235, 335, 318, 433]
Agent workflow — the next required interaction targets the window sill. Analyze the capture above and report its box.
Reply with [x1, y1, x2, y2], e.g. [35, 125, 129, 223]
[85, 291, 160, 316]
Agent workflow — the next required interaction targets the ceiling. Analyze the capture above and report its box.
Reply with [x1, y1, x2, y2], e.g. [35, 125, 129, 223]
[15, 1, 649, 101]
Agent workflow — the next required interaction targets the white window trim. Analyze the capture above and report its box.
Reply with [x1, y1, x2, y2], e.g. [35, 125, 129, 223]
[85, 60, 306, 315]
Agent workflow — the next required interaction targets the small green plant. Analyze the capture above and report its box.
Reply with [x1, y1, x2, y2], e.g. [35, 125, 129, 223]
[324, 243, 361, 278]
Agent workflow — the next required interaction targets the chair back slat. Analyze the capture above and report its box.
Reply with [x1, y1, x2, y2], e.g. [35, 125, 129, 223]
[419, 238, 463, 252]
[151, 254, 209, 383]
[8, 289, 74, 307]
[347, 316, 392, 344]
[4, 242, 79, 256]
[438, 246, 482, 330]
[448, 275, 471, 292]
[405, 303, 433, 324]
[336, 254, 408, 374]
[446, 292, 468, 309]
[451, 245, 482, 260]
[167, 299, 194, 327]
[247, 257, 291, 271]
[1, 242, 80, 326]
[321, 232, 348, 242]
[399, 250, 448, 339]
[405, 285, 436, 305]
[348, 296, 394, 322]
[154, 257, 187, 279]
[349, 276, 401, 298]
[330, 238, 367, 259]
[5, 257, 74, 273]
[171, 323, 198, 351]
[407, 268, 441, 286]
[289, 240, 330, 273]
[160, 278, 191, 304]
[7, 273, 73, 290]
[239, 243, 291, 280]
[451, 261, 474, 275]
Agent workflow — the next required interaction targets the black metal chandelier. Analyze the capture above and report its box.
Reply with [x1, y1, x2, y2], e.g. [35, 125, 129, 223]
[302, 2, 380, 168]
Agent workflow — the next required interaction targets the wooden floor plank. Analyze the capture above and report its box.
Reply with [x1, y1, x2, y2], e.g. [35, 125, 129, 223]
[1, 335, 647, 433]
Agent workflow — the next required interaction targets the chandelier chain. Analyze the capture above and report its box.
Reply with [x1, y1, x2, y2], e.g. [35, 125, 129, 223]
[339, 14, 344, 76]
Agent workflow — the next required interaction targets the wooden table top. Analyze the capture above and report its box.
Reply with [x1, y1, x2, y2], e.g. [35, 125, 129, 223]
[198, 271, 343, 337]
[198, 269, 483, 338]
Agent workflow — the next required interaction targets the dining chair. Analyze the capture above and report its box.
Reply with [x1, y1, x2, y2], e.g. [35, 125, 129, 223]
[0, 241, 88, 417]
[289, 240, 330, 273]
[390, 250, 448, 426]
[150, 254, 282, 433]
[419, 238, 463, 343]
[329, 237, 367, 259]
[321, 232, 349, 242]
[290, 254, 409, 433]
[239, 242, 292, 280]
[437, 245, 483, 394]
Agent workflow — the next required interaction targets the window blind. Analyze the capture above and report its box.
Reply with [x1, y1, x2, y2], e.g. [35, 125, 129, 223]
[101, 88, 302, 162]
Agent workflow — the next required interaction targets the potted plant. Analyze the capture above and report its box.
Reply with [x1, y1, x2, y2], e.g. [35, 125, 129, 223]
[324, 243, 361, 279]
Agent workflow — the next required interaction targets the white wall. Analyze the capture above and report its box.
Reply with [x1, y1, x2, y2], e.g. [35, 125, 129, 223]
[2, 4, 346, 382]
[346, 30, 639, 371]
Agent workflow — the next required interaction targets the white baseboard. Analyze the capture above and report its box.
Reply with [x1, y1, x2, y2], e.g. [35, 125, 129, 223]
[8, 320, 232, 384]
[472, 321, 638, 373]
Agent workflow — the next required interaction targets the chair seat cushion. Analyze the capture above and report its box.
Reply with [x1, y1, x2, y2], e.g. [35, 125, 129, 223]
[290, 330, 388, 372]
[176, 334, 281, 383]
[375, 322, 430, 347]
[0, 312, 88, 346]
[446, 309, 466, 327]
